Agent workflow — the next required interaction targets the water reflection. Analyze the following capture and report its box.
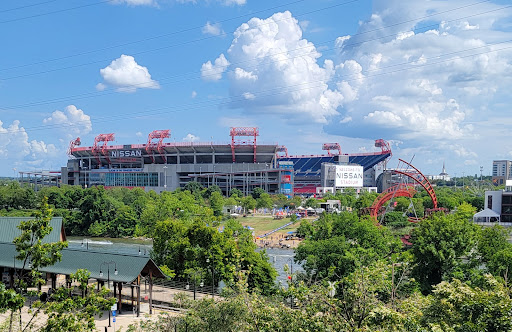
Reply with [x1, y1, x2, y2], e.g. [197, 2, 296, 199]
[259, 247, 303, 286]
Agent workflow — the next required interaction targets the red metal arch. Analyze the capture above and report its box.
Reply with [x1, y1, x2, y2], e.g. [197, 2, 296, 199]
[365, 184, 416, 220]
[394, 159, 438, 209]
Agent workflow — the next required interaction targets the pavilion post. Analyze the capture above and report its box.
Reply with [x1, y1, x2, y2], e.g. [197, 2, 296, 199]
[137, 274, 141, 317]
[51, 273, 56, 290]
[118, 283, 123, 314]
[149, 271, 153, 315]
[131, 285, 134, 307]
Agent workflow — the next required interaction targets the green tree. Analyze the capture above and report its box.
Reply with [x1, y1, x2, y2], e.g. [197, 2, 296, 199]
[382, 211, 407, 226]
[203, 185, 222, 199]
[230, 188, 243, 198]
[109, 204, 137, 237]
[35, 269, 115, 332]
[251, 187, 265, 199]
[411, 213, 479, 293]
[209, 191, 225, 216]
[256, 193, 273, 209]
[304, 197, 318, 208]
[354, 192, 377, 210]
[0, 197, 68, 331]
[241, 196, 256, 213]
[184, 181, 204, 194]
[422, 275, 512, 331]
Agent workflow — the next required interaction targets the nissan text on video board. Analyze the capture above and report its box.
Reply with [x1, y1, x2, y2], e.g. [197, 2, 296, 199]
[334, 165, 363, 187]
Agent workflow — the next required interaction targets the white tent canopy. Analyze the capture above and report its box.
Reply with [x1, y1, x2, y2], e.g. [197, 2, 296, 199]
[473, 208, 500, 223]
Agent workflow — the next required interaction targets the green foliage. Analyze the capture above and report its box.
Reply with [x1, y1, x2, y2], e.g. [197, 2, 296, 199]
[203, 185, 222, 199]
[229, 188, 243, 198]
[184, 181, 204, 194]
[295, 212, 401, 281]
[0, 283, 23, 313]
[151, 218, 276, 294]
[422, 275, 512, 331]
[411, 212, 479, 293]
[34, 269, 115, 332]
[304, 198, 318, 208]
[382, 211, 407, 225]
[241, 196, 256, 212]
[296, 219, 314, 239]
[251, 187, 265, 199]
[354, 191, 378, 210]
[13, 197, 68, 290]
[209, 191, 225, 216]
[256, 193, 273, 209]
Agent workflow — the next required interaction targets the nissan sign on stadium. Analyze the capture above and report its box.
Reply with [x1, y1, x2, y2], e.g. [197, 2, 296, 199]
[111, 150, 142, 158]
[335, 165, 363, 187]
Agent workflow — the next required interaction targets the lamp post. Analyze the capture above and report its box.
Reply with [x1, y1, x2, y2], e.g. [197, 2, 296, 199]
[206, 257, 214, 298]
[462, 172, 465, 198]
[287, 258, 293, 309]
[99, 261, 118, 328]
[163, 166, 168, 191]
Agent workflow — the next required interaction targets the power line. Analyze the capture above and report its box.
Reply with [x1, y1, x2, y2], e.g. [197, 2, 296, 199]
[0, 0, 311, 73]
[0, 0, 118, 24]
[0, 0, 61, 14]
[0, 1, 510, 135]
[1, 3, 511, 112]
[0, 0, 497, 77]
[0, 0, 360, 81]
[2, 40, 511, 136]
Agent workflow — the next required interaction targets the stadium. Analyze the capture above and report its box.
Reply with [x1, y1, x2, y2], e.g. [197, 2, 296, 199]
[20, 127, 392, 196]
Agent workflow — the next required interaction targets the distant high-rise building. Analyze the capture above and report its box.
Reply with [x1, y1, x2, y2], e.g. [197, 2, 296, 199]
[492, 160, 512, 185]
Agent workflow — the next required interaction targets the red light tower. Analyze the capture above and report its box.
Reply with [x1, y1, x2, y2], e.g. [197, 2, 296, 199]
[375, 139, 392, 155]
[276, 145, 289, 158]
[146, 130, 170, 163]
[67, 137, 81, 157]
[230, 127, 259, 163]
[92, 133, 115, 165]
[322, 143, 341, 156]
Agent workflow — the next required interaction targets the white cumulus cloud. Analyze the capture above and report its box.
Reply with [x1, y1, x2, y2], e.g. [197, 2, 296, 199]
[98, 55, 160, 93]
[43, 105, 92, 137]
[183, 133, 200, 142]
[324, 0, 512, 147]
[201, 54, 229, 81]
[202, 11, 343, 123]
[0, 120, 58, 170]
[202, 22, 224, 36]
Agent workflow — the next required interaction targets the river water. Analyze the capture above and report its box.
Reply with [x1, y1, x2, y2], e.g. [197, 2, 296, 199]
[67, 237, 302, 285]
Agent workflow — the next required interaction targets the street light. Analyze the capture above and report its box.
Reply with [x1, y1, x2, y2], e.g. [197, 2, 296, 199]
[163, 166, 168, 191]
[99, 261, 118, 328]
[287, 258, 293, 309]
[206, 257, 214, 298]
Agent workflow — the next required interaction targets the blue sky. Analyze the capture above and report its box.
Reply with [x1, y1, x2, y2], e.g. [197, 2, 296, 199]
[1, 0, 511, 178]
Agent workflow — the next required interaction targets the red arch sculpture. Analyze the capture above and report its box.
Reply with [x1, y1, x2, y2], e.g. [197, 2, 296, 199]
[365, 184, 416, 220]
[365, 159, 439, 221]
[393, 158, 438, 209]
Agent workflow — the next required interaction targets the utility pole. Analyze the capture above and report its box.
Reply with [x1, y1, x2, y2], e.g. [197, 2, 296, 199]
[462, 172, 465, 198]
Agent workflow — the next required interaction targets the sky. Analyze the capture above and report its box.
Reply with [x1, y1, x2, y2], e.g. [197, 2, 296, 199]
[1, 0, 512, 178]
